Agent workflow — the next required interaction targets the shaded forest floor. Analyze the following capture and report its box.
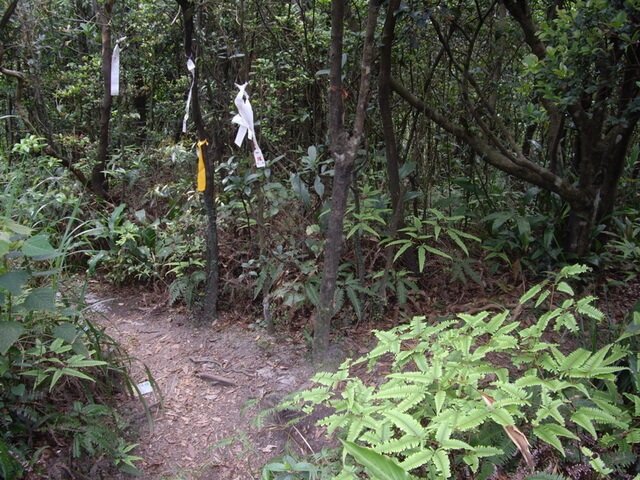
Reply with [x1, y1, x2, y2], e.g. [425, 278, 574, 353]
[86, 270, 639, 480]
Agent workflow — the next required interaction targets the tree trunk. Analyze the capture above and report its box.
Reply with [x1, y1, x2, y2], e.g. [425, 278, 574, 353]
[93, 0, 115, 199]
[313, 0, 380, 361]
[176, 0, 220, 322]
[378, 0, 418, 275]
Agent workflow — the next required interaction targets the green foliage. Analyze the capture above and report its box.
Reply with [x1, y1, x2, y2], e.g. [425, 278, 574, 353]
[261, 448, 345, 480]
[385, 209, 481, 272]
[262, 454, 319, 480]
[86, 199, 206, 293]
[601, 207, 640, 281]
[0, 219, 144, 476]
[283, 266, 639, 478]
[1, 137, 85, 233]
[341, 440, 415, 480]
[524, 0, 639, 112]
[482, 188, 566, 273]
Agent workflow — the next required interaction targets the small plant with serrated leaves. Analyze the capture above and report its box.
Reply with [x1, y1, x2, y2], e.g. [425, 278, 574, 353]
[282, 265, 639, 479]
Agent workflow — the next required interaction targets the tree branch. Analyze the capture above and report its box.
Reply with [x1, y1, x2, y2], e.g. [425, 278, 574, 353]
[390, 76, 588, 208]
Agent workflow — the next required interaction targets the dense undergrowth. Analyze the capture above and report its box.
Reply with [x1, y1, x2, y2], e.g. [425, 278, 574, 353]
[2, 115, 640, 478]
[1, 0, 640, 477]
[0, 219, 151, 478]
[261, 265, 640, 479]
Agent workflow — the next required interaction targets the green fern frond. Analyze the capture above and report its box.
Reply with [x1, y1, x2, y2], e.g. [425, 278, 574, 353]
[600, 449, 637, 470]
[384, 410, 427, 438]
[376, 435, 422, 454]
[372, 384, 426, 400]
[168, 276, 187, 305]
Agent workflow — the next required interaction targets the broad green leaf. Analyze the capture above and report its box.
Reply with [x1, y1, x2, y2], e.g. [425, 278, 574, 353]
[384, 410, 426, 438]
[425, 245, 452, 260]
[0, 321, 24, 354]
[21, 235, 62, 260]
[58, 367, 96, 382]
[556, 281, 574, 295]
[2, 219, 32, 236]
[313, 175, 324, 197]
[489, 408, 515, 427]
[441, 439, 473, 450]
[50, 369, 64, 391]
[399, 449, 433, 471]
[571, 411, 597, 439]
[447, 230, 469, 256]
[519, 284, 542, 304]
[558, 348, 591, 372]
[0, 238, 10, 257]
[52, 323, 79, 343]
[66, 355, 107, 368]
[456, 408, 489, 430]
[435, 421, 452, 444]
[533, 423, 578, 455]
[23, 287, 56, 311]
[418, 247, 426, 272]
[392, 242, 413, 263]
[341, 440, 412, 480]
[0, 270, 30, 295]
[435, 390, 446, 415]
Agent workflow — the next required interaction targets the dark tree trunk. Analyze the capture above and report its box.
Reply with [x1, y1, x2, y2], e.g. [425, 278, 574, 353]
[176, 0, 220, 322]
[313, 0, 380, 361]
[93, 0, 115, 199]
[378, 0, 418, 275]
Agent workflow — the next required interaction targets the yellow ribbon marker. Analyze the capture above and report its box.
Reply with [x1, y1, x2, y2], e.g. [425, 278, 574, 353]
[196, 139, 208, 191]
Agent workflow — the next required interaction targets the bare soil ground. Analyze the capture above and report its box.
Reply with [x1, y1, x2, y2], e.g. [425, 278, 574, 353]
[86, 287, 348, 480]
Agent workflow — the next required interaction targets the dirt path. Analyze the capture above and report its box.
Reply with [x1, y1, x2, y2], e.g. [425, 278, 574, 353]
[86, 289, 328, 480]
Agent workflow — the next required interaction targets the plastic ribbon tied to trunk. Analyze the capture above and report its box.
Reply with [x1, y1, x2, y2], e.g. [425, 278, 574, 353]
[232, 83, 265, 168]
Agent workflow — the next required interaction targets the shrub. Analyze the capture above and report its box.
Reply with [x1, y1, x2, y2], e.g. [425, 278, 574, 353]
[282, 265, 640, 479]
[0, 219, 144, 478]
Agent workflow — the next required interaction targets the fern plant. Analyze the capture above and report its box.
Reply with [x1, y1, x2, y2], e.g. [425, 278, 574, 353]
[284, 265, 640, 479]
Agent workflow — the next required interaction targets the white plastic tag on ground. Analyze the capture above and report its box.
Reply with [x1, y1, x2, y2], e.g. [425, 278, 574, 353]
[136, 381, 153, 395]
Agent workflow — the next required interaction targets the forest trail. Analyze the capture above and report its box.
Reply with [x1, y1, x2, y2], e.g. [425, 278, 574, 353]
[86, 287, 329, 480]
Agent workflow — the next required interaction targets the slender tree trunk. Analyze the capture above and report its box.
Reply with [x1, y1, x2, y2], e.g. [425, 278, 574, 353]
[93, 0, 114, 199]
[313, 0, 380, 361]
[378, 0, 418, 275]
[0, 0, 18, 36]
[176, 0, 220, 321]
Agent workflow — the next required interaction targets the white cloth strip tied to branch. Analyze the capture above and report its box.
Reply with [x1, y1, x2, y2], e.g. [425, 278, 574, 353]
[232, 82, 265, 168]
[182, 58, 196, 133]
[110, 42, 121, 96]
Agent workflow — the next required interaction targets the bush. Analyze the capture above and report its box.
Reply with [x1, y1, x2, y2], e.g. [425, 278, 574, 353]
[0, 219, 144, 478]
[280, 265, 640, 479]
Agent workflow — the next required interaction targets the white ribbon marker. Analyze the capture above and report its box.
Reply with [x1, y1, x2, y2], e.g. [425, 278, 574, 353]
[232, 83, 265, 168]
[111, 42, 121, 96]
[182, 58, 196, 133]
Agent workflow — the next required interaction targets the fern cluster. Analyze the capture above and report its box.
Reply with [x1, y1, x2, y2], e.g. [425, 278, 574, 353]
[286, 265, 640, 479]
